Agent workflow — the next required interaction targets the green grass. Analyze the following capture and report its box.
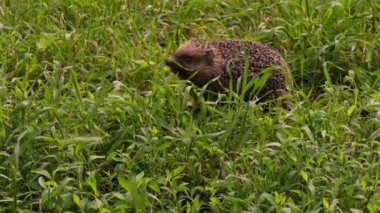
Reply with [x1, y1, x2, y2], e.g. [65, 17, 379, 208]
[0, 0, 379, 212]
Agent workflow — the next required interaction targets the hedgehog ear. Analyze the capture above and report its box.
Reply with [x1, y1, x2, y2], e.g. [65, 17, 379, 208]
[205, 50, 214, 64]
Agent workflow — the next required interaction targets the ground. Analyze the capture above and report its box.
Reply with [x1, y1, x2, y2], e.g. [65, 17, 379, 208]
[0, 0, 379, 212]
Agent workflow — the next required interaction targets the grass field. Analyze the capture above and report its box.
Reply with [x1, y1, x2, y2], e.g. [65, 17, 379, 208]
[0, 0, 380, 212]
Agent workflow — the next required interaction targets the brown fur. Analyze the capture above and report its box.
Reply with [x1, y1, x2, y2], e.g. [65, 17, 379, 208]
[166, 40, 225, 92]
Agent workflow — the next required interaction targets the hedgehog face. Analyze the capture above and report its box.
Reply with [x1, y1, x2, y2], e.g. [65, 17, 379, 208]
[173, 49, 213, 73]
[165, 41, 219, 86]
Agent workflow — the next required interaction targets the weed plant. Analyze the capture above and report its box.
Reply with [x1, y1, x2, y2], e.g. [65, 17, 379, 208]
[0, 0, 379, 212]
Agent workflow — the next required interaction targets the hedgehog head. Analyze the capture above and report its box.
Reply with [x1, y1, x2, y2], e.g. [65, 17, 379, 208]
[165, 39, 223, 87]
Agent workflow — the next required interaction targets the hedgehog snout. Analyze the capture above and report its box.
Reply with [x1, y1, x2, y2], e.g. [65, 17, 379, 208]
[164, 59, 172, 66]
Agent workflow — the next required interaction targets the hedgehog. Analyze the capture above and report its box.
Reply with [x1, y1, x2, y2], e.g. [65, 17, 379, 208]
[165, 39, 290, 102]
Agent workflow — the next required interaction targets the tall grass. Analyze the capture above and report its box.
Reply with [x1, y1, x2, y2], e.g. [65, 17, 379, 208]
[0, 0, 379, 212]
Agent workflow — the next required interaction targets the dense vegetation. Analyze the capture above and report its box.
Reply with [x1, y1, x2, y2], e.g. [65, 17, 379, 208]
[0, 0, 379, 212]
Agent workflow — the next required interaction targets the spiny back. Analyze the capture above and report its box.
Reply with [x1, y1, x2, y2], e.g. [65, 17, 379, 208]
[206, 40, 288, 77]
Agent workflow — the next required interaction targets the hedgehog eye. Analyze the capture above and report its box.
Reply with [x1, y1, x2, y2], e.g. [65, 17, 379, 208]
[185, 57, 192, 64]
